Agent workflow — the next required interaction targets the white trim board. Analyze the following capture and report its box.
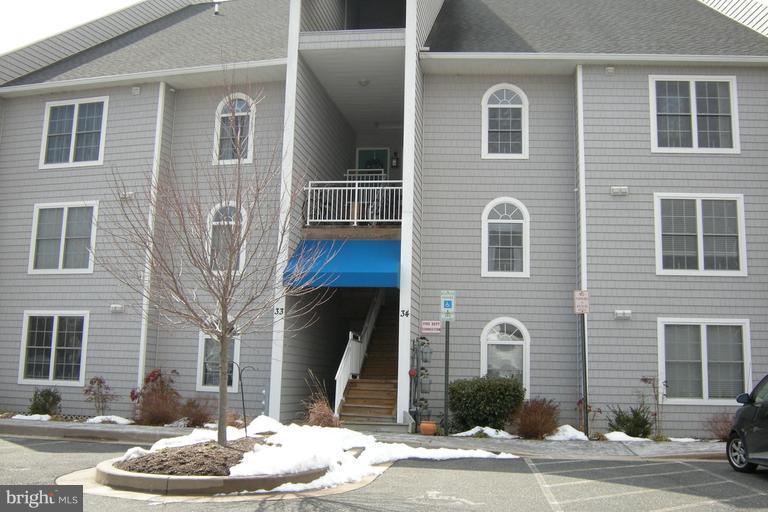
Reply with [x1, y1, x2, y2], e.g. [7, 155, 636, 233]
[657, 317, 752, 406]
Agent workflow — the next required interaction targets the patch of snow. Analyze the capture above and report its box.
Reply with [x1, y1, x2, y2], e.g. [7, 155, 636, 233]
[669, 437, 698, 443]
[124, 414, 519, 492]
[12, 414, 51, 421]
[605, 431, 651, 442]
[545, 425, 588, 441]
[164, 418, 189, 428]
[452, 426, 517, 439]
[120, 447, 150, 462]
[86, 415, 133, 425]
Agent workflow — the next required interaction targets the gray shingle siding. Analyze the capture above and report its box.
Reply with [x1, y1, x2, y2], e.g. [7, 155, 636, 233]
[426, 0, 768, 55]
[5, 0, 289, 87]
[419, 73, 580, 423]
[581, 64, 768, 436]
[0, 84, 161, 416]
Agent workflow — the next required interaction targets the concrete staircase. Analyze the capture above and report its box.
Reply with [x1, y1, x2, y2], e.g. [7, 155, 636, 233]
[339, 304, 405, 432]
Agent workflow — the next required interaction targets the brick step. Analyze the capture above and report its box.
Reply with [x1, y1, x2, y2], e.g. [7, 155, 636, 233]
[340, 404, 395, 417]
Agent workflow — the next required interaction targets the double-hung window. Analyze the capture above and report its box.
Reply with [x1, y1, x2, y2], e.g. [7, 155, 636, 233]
[196, 332, 240, 392]
[481, 84, 529, 159]
[650, 76, 739, 153]
[659, 318, 750, 404]
[213, 93, 254, 164]
[40, 97, 109, 168]
[29, 202, 98, 274]
[19, 311, 89, 386]
[654, 194, 746, 276]
[481, 197, 530, 277]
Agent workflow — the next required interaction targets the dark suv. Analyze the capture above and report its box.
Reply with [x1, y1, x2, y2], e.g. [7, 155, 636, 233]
[727, 374, 768, 473]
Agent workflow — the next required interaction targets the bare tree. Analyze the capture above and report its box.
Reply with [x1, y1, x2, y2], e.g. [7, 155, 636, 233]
[99, 85, 332, 444]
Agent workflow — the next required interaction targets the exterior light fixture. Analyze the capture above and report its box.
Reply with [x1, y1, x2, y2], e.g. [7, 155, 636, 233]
[391, 151, 399, 169]
[358, 78, 370, 87]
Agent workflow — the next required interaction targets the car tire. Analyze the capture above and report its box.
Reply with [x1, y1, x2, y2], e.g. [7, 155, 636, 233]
[727, 433, 757, 473]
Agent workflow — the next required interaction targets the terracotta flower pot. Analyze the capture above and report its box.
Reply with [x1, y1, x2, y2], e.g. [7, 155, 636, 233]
[419, 420, 438, 436]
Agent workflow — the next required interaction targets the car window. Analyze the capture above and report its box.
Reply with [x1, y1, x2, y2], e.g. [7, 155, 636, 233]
[754, 377, 768, 403]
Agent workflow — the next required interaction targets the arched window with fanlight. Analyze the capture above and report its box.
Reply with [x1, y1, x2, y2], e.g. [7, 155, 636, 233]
[208, 203, 246, 273]
[213, 93, 254, 164]
[481, 317, 530, 395]
[481, 83, 529, 159]
[481, 197, 530, 277]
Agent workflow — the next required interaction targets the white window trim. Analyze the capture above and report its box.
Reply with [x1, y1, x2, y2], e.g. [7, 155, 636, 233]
[480, 317, 530, 398]
[196, 331, 241, 393]
[481, 83, 530, 160]
[206, 201, 247, 274]
[657, 317, 751, 406]
[481, 196, 530, 278]
[18, 310, 89, 387]
[653, 192, 747, 277]
[28, 201, 99, 275]
[212, 92, 255, 165]
[38, 96, 109, 169]
[648, 75, 740, 154]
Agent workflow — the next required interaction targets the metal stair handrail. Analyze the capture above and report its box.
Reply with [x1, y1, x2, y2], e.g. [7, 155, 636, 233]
[334, 289, 386, 415]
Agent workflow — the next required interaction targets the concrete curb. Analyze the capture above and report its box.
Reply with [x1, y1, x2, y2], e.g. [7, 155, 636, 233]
[95, 458, 327, 495]
[0, 419, 191, 445]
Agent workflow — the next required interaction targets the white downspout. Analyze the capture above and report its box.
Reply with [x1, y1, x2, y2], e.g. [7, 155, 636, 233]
[137, 81, 167, 386]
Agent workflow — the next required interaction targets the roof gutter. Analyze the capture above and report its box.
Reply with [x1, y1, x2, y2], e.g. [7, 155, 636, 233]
[421, 51, 768, 65]
[0, 58, 288, 97]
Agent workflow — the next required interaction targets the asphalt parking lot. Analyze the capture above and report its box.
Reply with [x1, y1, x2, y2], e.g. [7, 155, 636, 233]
[1, 435, 767, 511]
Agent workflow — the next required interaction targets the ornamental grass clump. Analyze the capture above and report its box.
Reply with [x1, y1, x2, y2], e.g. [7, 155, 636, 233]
[448, 376, 525, 431]
[516, 398, 559, 439]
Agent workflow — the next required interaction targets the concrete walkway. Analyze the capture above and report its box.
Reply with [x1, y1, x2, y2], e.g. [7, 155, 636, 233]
[0, 418, 725, 460]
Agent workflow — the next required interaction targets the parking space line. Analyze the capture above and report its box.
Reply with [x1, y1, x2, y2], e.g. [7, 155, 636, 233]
[545, 468, 702, 488]
[524, 457, 563, 512]
[679, 461, 768, 497]
[650, 492, 767, 512]
[557, 480, 728, 505]
[541, 461, 673, 475]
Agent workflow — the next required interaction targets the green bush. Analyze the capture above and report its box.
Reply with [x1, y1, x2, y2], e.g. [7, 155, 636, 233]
[29, 387, 62, 415]
[607, 401, 652, 438]
[449, 377, 525, 431]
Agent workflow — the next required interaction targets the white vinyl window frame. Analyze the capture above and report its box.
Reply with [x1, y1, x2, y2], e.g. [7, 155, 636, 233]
[653, 193, 747, 277]
[481, 83, 530, 160]
[28, 201, 99, 275]
[480, 317, 530, 398]
[17, 310, 89, 387]
[212, 92, 255, 165]
[649, 75, 740, 154]
[195, 331, 241, 393]
[657, 317, 751, 406]
[39, 96, 109, 169]
[481, 197, 531, 278]
[206, 202, 248, 274]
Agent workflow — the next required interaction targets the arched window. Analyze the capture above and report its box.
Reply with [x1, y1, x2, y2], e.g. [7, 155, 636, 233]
[208, 203, 246, 273]
[481, 83, 529, 159]
[481, 317, 530, 394]
[213, 93, 254, 164]
[481, 197, 530, 277]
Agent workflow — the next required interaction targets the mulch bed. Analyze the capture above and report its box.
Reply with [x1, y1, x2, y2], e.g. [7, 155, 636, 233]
[114, 437, 261, 476]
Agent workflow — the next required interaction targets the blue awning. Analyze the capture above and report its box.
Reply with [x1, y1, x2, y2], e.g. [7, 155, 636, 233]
[284, 239, 401, 288]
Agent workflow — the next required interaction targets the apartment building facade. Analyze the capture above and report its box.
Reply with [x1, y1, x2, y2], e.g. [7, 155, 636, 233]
[0, 0, 766, 436]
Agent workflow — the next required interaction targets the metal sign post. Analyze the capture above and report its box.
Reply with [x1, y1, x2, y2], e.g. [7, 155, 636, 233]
[573, 290, 590, 437]
[440, 291, 455, 433]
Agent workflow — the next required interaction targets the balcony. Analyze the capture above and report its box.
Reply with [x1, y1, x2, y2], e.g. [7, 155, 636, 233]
[303, 172, 402, 240]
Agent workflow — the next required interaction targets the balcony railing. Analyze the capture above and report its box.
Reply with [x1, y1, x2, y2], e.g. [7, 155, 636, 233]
[305, 180, 402, 226]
